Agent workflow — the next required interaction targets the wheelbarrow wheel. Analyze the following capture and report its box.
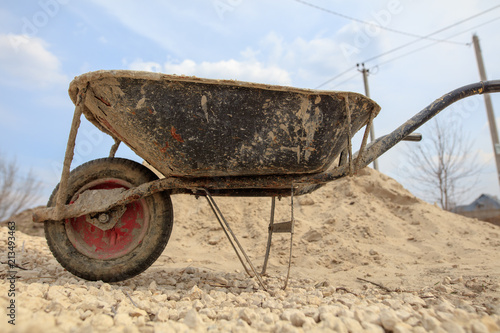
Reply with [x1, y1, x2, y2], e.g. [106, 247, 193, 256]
[44, 158, 173, 282]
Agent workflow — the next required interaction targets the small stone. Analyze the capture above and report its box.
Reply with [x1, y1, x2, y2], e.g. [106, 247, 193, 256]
[199, 308, 217, 320]
[239, 308, 259, 325]
[299, 197, 315, 205]
[383, 299, 402, 310]
[90, 313, 114, 329]
[27, 283, 47, 298]
[302, 229, 322, 242]
[354, 309, 380, 325]
[192, 300, 204, 311]
[185, 266, 198, 274]
[453, 308, 471, 322]
[208, 237, 222, 245]
[320, 313, 347, 332]
[481, 316, 500, 332]
[393, 323, 413, 333]
[435, 299, 455, 313]
[395, 309, 412, 321]
[435, 284, 452, 293]
[168, 308, 179, 321]
[441, 321, 466, 333]
[263, 313, 276, 325]
[470, 319, 489, 333]
[156, 308, 169, 322]
[362, 322, 385, 333]
[324, 218, 336, 225]
[183, 309, 203, 329]
[188, 285, 203, 300]
[164, 277, 177, 286]
[403, 294, 426, 307]
[341, 317, 363, 332]
[214, 276, 229, 285]
[114, 313, 134, 327]
[422, 314, 441, 331]
[166, 290, 181, 301]
[148, 281, 157, 292]
[129, 308, 148, 317]
[380, 309, 402, 331]
[290, 310, 308, 327]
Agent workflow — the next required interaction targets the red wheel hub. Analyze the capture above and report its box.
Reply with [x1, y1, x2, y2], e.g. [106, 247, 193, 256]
[65, 179, 149, 259]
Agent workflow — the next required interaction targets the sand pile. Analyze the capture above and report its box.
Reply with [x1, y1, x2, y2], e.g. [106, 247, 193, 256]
[1, 167, 499, 332]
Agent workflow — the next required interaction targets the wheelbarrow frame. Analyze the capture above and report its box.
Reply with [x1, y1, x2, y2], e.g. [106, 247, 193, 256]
[33, 80, 500, 223]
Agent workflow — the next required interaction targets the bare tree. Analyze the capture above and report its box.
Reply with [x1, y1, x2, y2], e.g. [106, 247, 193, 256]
[403, 118, 482, 210]
[0, 155, 42, 220]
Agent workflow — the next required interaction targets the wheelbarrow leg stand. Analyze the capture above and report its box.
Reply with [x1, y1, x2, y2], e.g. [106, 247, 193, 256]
[201, 188, 268, 291]
[261, 187, 295, 290]
[200, 187, 296, 290]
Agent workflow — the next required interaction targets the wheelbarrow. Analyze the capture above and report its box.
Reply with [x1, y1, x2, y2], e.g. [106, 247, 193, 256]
[32, 70, 500, 290]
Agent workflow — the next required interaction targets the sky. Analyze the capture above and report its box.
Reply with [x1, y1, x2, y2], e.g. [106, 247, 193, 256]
[1, 0, 500, 208]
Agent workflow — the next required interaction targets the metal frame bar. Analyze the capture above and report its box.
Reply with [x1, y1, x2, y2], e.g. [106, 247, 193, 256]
[283, 184, 295, 290]
[55, 85, 87, 220]
[260, 186, 296, 290]
[261, 196, 276, 275]
[200, 188, 268, 291]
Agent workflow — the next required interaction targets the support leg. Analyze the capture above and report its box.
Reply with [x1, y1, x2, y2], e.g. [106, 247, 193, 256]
[200, 188, 268, 291]
[261, 196, 276, 275]
[109, 138, 121, 158]
[55, 85, 88, 219]
[283, 185, 295, 290]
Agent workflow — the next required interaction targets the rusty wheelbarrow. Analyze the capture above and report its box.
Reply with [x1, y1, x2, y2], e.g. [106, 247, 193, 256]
[32, 70, 500, 289]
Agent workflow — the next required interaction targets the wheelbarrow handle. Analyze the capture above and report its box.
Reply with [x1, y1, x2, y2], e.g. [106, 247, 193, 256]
[307, 80, 500, 183]
[359, 80, 500, 167]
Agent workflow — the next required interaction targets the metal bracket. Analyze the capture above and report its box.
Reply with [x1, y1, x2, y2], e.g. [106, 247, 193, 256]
[85, 205, 126, 231]
[269, 221, 293, 233]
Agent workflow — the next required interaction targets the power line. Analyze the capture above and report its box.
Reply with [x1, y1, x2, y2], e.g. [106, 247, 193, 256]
[315, 66, 355, 89]
[315, 3, 500, 88]
[329, 71, 360, 90]
[293, 0, 468, 45]
[362, 3, 500, 64]
[328, 14, 500, 90]
[376, 16, 500, 69]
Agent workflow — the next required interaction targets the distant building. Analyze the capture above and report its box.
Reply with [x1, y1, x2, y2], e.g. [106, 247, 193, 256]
[453, 194, 500, 227]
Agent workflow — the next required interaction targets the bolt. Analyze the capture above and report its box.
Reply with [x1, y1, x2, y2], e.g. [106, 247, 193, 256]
[98, 213, 110, 223]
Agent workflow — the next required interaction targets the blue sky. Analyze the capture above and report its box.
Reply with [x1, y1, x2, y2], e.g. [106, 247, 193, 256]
[1, 0, 500, 207]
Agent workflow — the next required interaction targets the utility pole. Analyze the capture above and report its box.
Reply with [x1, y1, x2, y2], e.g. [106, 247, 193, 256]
[357, 63, 379, 170]
[472, 34, 500, 188]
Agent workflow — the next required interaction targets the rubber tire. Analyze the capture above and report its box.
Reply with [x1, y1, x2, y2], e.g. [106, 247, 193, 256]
[44, 158, 173, 282]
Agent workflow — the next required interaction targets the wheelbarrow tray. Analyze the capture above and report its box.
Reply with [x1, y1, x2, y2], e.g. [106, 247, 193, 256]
[69, 70, 380, 178]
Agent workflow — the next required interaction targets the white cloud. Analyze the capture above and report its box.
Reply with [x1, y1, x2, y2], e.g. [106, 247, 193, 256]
[0, 34, 68, 89]
[128, 58, 292, 86]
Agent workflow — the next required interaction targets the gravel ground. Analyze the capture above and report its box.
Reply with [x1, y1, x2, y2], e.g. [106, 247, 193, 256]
[1, 239, 499, 333]
[2, 167, 500, 332]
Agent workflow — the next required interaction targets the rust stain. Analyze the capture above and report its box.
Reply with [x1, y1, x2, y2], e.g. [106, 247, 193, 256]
[160, 141, 169, 153]
[171, 126, 184, 143]
[98, 117, 126, 142]
[96, 96, 111, 106]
